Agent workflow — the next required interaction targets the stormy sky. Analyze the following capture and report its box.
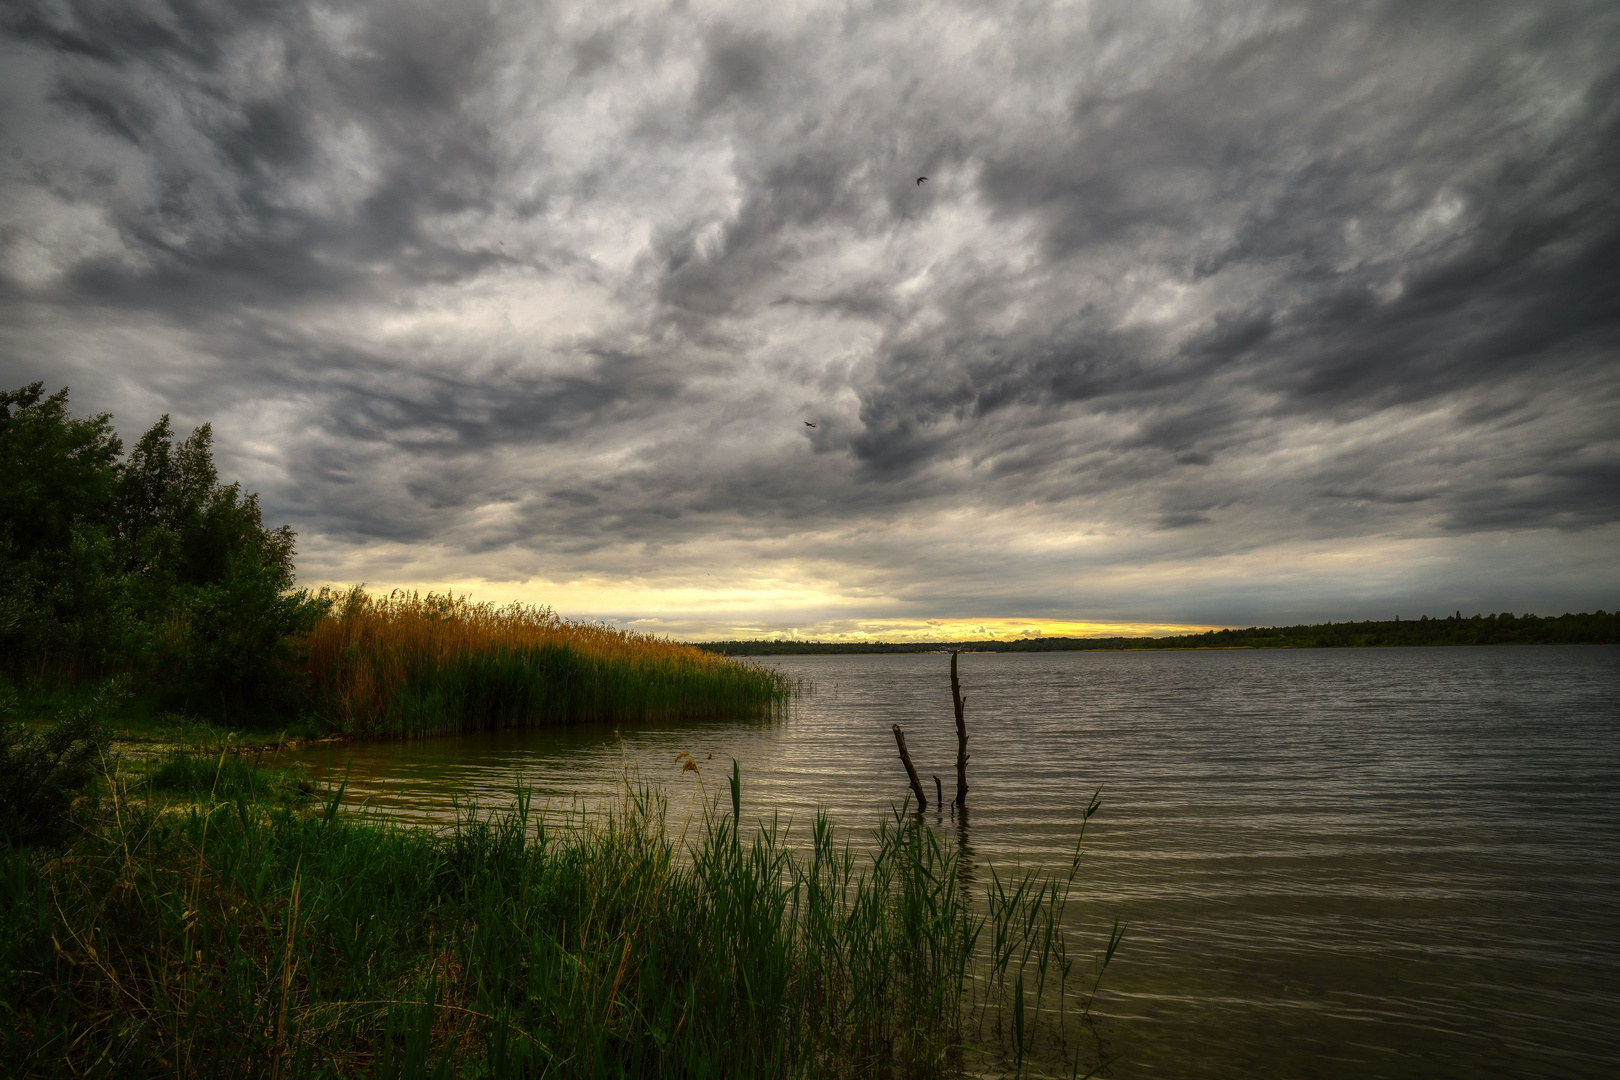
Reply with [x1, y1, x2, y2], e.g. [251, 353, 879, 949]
[3, 0, 1617, 639]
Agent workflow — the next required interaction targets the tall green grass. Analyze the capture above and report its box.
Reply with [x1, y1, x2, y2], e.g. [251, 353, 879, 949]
[1, 760, 1118, 1078]
[303, 589, 793, 736]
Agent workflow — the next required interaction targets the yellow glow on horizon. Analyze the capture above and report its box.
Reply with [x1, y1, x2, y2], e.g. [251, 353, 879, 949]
[303, 577, 1223, 642]
[685, 617, 1225, 643]
[855, 618, 1225, 641]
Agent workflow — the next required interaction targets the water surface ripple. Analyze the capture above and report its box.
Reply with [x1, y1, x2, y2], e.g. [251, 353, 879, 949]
[295, 645, 1620, 1079]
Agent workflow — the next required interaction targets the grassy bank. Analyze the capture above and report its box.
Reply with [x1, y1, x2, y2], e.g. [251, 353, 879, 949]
[303, 590, 793, 737]
[1, 754, 1116, 1079]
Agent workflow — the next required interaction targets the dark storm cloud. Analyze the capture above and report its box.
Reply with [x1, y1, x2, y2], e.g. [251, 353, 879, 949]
[694, 30, 775, 114]
[833, 5, 1620, 493]
[4, 0, 502, 316]
[2, 0, 1617, 625]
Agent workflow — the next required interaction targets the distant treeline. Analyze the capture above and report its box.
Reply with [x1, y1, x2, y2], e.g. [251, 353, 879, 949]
[695, 610, 1620, 655]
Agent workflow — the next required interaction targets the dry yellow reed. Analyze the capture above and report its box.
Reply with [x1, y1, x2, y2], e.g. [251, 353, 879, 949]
[299, 588, 787, 734]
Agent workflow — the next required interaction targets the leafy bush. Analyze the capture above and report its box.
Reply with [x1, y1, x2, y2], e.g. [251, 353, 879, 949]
[0, 384, 133, 679]
[145, 548, 329, 721]
[0, 680, 120, 850]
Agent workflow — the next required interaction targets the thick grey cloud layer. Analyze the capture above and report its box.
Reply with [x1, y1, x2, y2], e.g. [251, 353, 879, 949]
[3, 0, 1617, 633]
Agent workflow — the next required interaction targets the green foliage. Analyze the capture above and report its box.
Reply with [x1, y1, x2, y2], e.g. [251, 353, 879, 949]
[112, 417, 297, 597]
[0, 679, 120, 850]
[1, 384, 327, 720]
[0, 383, 122, 565]
[0, 767, 1115, 1077]
[0, 384, 132, 674]
[147, 550, 329, 721]
[146, 749, 308, 802]
[107, 413, 329, 718]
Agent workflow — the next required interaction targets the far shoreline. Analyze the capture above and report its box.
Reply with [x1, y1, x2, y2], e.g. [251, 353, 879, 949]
[693, 609, 1616, 656]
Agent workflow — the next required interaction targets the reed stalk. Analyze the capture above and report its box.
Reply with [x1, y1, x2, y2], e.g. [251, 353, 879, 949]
[0, 757, 1117, 1078]
[301, 589, 792, 736]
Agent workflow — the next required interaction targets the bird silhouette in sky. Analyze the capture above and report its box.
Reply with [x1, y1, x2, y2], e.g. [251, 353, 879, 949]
[916, 177, 926, 185]
[804, 421, 817, 427]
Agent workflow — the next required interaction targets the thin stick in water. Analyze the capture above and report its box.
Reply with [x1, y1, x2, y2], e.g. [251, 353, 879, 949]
[892, 724, 928, 811]
[951, 651, 970, 806]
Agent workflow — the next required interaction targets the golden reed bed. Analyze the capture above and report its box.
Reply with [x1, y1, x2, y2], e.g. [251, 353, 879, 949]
[301, 589, 790, 736]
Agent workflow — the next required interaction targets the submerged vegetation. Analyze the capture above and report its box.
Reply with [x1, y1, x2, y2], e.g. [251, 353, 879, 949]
[306, 589, 791, 736]
[1, 753, 1117, 1078]
[699, 609, 1620, 655]
[1, 383, 787, 732]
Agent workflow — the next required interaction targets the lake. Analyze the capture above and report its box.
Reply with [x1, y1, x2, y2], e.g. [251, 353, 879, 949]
[293, 645, 1620, 1079]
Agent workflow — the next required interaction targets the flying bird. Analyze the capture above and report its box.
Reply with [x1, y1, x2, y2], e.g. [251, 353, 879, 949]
[804, 421, 817, 427]
[916, 177, 926, 185]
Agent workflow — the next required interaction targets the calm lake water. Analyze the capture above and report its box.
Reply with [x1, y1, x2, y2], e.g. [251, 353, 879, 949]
[293, 646, 1620, 1079]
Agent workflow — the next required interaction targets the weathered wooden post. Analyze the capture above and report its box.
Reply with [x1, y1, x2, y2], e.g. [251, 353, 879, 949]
[951, 651, 969, 806]
[892, 724, 928, 811]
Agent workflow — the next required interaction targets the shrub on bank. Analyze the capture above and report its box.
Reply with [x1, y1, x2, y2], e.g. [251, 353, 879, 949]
[0, 680, 121, 851]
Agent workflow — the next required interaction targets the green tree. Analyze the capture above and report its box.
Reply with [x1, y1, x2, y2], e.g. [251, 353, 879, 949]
[108, 415, 326, 719]
[0, 384, 132, 676]
[1, 385, 328, 720]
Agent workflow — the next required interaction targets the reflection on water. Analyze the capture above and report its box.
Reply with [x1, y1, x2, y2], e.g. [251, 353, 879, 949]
[954, 803, 976, 889]
[293, 645, 1620, 1079]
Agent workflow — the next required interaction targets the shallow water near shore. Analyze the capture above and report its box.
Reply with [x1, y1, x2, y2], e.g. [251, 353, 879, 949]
[292, 645, 1620, 1079]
